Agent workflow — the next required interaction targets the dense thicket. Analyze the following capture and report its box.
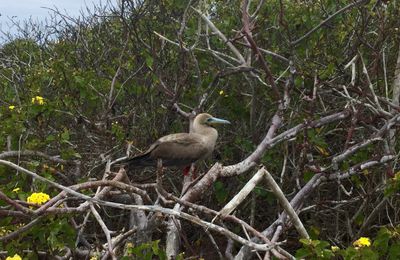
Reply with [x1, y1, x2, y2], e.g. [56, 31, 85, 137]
[1, 0, 400, 259]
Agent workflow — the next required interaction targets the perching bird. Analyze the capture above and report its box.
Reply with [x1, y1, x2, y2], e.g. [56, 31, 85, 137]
[124, 113, 230, 169]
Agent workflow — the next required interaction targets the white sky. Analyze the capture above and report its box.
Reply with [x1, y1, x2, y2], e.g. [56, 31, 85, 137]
[0, 0, 110, 34]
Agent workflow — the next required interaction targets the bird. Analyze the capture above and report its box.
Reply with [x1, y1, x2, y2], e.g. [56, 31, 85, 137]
[123, 113, 230, 169]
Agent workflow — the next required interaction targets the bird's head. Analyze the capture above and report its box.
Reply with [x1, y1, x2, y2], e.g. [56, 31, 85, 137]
[195, 113, 231, 127]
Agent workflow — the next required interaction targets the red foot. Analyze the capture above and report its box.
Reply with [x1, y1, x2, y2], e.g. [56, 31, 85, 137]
[183, 165, 197, 179]
[183, 166, 190, 176]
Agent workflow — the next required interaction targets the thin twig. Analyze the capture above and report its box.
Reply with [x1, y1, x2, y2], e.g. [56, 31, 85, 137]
[291, 0, 369, 45]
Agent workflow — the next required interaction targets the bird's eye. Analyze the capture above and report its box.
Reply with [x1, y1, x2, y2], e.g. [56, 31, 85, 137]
[206, 118, 212, 122]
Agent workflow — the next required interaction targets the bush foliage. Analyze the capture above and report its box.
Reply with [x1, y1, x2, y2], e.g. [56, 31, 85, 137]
[1, 0, 400, 259]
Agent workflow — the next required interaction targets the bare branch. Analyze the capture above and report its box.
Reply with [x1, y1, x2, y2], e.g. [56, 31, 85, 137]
[219, 168, 266, 216]
[263, 168, 309, 239]
[192, 8, 247, 65]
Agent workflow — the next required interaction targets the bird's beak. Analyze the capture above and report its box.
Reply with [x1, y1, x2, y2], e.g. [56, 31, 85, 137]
[208, 117, 231, 125]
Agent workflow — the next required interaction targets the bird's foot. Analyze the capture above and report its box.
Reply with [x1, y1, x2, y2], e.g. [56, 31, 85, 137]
[183, 165, 197, 179]
[183, 166, 190, 176]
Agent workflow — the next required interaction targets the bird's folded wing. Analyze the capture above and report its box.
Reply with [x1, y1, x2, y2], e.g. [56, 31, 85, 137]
[150, 133, 209, 161]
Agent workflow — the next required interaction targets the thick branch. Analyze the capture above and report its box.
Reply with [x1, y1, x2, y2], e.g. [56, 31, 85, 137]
[263, 168, 309, 239]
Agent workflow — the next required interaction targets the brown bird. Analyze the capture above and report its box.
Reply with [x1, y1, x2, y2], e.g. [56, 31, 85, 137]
[124, 113, 230, 168]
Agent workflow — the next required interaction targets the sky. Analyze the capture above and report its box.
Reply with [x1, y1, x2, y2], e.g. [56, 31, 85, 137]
[0, 0, 111, 36]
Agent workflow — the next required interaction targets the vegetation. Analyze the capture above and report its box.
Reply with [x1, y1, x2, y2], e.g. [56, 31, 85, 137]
[1, 0, 400, 259]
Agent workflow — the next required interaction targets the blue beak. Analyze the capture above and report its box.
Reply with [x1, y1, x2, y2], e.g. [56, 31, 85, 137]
[208, 117, 231, 125]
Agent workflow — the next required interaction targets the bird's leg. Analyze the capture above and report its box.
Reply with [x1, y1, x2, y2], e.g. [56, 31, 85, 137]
[183, 164, 197, 179]
[181, 164, 199, 195]
[156, 159, 163, 187]
[192, 166, 197, 179]
[183, 166, 190, 176]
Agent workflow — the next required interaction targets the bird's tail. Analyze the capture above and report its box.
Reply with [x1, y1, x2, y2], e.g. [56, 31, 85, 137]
[121, 153, 156, 168]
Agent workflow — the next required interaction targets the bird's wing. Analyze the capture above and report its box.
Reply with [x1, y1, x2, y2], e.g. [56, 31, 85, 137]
[142, 133, 194, 154]
[149, 133, 210, 165]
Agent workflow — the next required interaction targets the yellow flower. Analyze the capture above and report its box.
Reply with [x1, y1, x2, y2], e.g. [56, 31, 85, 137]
[218, 90, 228, 97]
[331, 246, 340, 252]
[353, 237, 371, 248]
[0, 227, 10, 236]
[31, 96, 45, 105]
[27, 192, 50, 205]
[12, 187, 20, 193]
[6, 254, 22, 260]
[8, 105, 15, 110]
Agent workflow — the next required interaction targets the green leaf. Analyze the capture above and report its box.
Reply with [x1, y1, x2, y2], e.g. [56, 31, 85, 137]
[145, 55, 154, 68]
[299, 238, 312, 245]
[359, 248, 379, 260]
[73, 152, 82, 158]
[320, 63, 335, 79]
[388, 242, 400, 260]
[309, 226, 320, 240]
[296, 248, 311, 258]
[60, 129, 70, 141]
[374, 227, 391, 254]
[152, 240, 160, 254]
[214, 181, 228, 203]
[46, 134, 56, 142]
[303, 170, 314, 182]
